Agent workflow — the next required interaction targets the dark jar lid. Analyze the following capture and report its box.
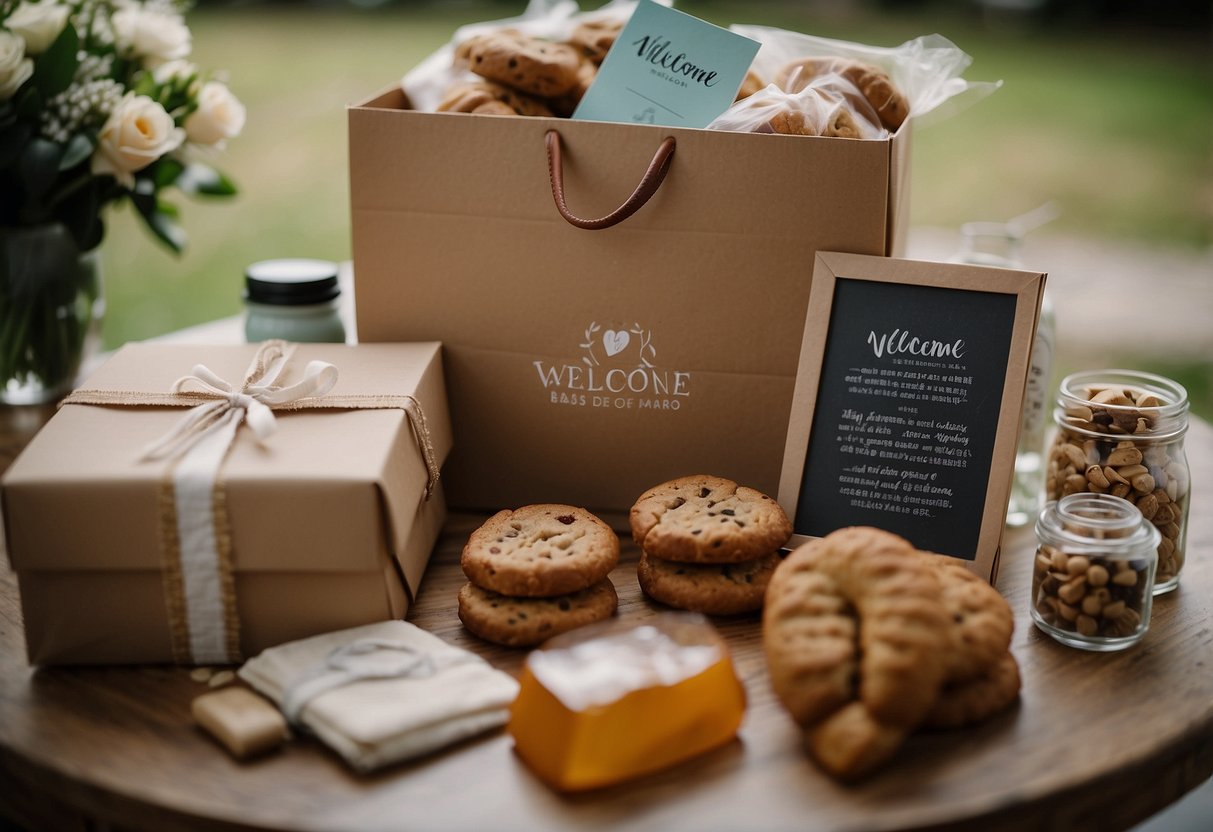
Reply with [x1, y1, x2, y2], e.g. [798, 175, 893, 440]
[245, 259, 340, 306]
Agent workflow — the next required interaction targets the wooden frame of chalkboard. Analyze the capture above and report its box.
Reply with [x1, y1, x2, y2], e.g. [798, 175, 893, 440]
[777, 251, 1047, 582]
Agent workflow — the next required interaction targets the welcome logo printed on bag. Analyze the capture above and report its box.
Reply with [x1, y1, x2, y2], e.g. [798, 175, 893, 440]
[532, 320, 694, 412]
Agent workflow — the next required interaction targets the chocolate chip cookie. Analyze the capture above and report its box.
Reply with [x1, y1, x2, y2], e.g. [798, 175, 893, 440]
[630, 475, 792, 563]
[461, 31, 582, 98]
[461, 505, 620, 597]
[637, 551, 781, 615]
[457, 579, 618, 647]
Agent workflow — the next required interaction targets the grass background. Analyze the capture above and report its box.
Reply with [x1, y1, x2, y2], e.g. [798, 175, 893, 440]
[97, 0, 1212, 411]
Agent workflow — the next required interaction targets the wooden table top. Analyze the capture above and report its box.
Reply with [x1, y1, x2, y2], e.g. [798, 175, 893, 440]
[1, 401, 1211, 832]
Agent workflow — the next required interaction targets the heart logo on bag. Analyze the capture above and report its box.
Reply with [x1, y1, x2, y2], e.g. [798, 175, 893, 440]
[537, 320, 691, 410]
[602, 330, 630, 357]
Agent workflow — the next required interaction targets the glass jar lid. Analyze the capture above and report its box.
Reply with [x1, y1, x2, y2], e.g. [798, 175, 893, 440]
[1036, 493, 1161, 557]
[245, 259, 340, 306]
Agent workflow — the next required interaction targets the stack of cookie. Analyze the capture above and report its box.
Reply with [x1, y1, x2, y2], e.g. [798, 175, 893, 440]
[439, 20, 623, 119]
[763, 527, 1018, 780]
[457, 505, 620, 647]
[630, 475, 793, 616]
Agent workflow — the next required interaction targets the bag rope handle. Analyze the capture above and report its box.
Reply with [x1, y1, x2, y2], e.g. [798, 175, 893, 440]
[545, 130, 676, 230]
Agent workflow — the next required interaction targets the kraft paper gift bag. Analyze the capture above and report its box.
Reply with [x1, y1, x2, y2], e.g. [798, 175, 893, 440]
[350, 6, 991, 512]
[351, 104, 904, 513]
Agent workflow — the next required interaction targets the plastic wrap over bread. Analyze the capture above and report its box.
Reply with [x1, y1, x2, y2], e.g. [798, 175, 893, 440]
[716, 27, 999, 134]
[707, 70, 888, 140]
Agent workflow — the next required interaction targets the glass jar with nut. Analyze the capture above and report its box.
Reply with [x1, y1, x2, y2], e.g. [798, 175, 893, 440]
[1032, 493, 1160, 651]
[1047, 370, 1190, 594]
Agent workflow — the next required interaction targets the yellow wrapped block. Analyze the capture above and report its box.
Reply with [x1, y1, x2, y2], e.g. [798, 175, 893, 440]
[508, 613, 746, 791]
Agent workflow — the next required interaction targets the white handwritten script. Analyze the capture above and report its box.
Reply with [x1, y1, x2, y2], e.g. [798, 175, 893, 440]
[868, 328, 966, 360]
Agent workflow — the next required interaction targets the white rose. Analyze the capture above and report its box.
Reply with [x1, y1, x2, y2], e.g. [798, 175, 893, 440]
[112, 6, 190, 68]
[5, 1, 70, 55]
[0, 31, 33, 100]
[91, 94, 185, 188]
[151, 58, 196, 84]
[184, 81, 245, 146]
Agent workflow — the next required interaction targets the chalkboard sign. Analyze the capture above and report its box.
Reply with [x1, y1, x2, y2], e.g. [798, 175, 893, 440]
[777, 252, 1046, 581]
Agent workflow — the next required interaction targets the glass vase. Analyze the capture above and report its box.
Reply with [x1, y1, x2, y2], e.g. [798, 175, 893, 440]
[0, 224, 104, 405]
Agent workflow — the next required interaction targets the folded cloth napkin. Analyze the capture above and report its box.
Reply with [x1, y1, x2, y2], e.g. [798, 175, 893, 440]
[238, 621, 519, 772]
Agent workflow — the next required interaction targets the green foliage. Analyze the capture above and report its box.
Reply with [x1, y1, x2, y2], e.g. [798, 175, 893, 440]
[176, 163, 237, 196]
[31, 24, 79, 98]
[58, 132, 94, 170]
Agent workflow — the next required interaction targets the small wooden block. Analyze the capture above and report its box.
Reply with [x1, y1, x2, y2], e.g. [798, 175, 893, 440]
[192, 687, 289, 760]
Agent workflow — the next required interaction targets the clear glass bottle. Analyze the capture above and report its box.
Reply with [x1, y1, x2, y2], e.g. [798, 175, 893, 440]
[1031, 493, 1159, 651]
[1047, 369, 1190, 594]
[243, 259, 346, 344]
[953, 221, 1055, 527]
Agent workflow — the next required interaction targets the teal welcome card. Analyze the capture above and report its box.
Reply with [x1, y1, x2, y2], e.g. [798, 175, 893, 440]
[572, 0, 760, 128]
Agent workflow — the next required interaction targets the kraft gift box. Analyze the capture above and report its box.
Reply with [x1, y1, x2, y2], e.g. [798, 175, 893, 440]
[1, 341, 452, 665]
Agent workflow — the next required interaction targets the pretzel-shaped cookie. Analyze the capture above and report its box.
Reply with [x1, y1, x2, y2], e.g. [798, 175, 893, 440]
[928, 555, 1015, 684]
[764, 527, 951, 730]
[766, 529, 1020, 778]
[925, 652, 1022, 730]
[805, 701, 908, 781]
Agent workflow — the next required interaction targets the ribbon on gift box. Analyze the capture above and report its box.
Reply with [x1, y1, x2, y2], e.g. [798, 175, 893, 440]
[60, 340, 440, 666]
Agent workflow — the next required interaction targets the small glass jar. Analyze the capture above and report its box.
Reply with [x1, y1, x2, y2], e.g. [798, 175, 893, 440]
[1046, 369, 1190, 593]
[1032, 493, 1160, 651]
[243, 259, 346, 344]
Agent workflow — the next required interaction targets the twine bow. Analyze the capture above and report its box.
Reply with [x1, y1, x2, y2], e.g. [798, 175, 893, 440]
[141, 340, 338, 462]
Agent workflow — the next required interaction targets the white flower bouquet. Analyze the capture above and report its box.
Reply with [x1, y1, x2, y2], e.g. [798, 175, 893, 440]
[1, 0, 244, 400]
[1, 0, 244, 251]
